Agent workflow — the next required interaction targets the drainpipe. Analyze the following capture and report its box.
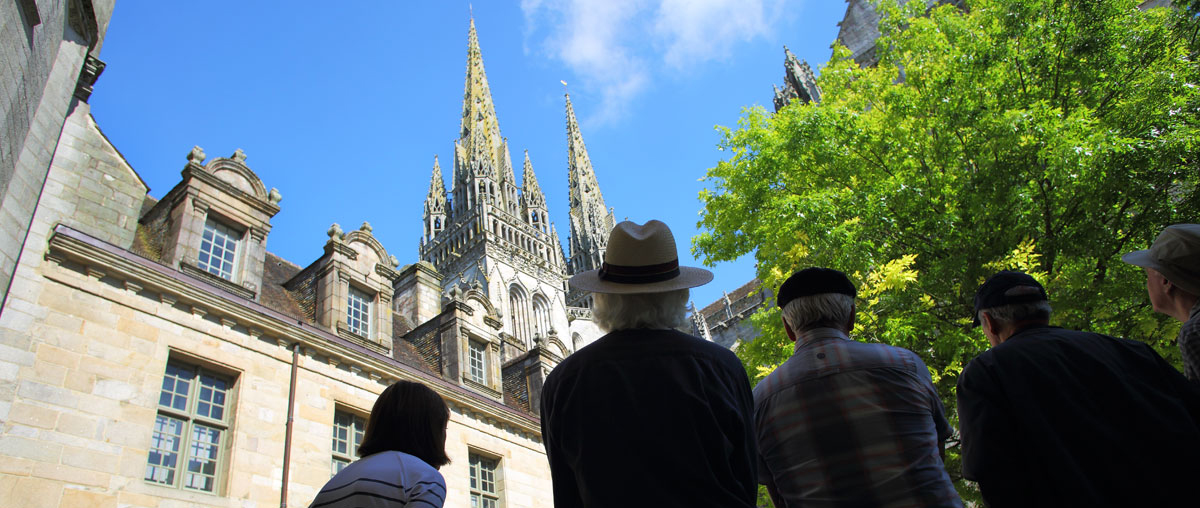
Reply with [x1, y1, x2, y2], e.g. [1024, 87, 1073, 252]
[280, 343, 301, 507]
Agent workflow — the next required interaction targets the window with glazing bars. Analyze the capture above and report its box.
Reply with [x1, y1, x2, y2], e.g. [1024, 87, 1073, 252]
[346, 286, 371, 337]
[469, 452, 500, 508]
[198, 218, 241, 280]
[145, 361, 233, 493]
[331, 410, 366, 476]
[468, 340, 486, 384]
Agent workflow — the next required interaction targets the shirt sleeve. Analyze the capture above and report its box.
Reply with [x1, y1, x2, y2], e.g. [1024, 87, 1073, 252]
[957, 359, 1028, 507]
[407, 471, 447, 508]
[913, 354, 953, 441]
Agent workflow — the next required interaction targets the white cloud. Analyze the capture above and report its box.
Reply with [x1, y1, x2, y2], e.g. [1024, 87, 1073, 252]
[522, 0, 785, 124]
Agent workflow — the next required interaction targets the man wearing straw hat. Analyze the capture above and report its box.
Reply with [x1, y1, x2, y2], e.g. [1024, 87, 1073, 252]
[540, 220, 757, 508]
[1122, 224, 1200, 380]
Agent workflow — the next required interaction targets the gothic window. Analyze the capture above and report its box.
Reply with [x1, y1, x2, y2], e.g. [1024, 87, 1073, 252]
[468, 339, 487, 384]
[198, 218, 241, 280]
[509, 285, 531, 346]
[469, 452, 502, 508]
[532, 295, 551, 339]
[145, 360, 234, 494]
[331, 410, 366, 476]
[346, 286, 372, 337]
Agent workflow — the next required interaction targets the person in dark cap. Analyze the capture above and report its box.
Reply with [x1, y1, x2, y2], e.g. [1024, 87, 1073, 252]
[540, 220, 756, 508]
[958, 270, 1200, 507]
[1122, 224, 1200, 380]
[753, 267, 961, 508]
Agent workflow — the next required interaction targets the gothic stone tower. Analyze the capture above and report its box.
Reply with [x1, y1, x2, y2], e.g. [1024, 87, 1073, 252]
[419, 19, 581, 359]
[565, 92, 616, 309]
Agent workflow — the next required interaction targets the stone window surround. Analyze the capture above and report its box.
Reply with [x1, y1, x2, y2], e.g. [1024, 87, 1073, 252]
[184, 198, 266, 297]
[468, 449, 503, 508]
[145, 350, 240, 495]
[459, 327, 502, 399]
[331, 407, 368, 476]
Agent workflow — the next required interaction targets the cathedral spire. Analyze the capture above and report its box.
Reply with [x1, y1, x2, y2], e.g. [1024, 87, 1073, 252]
[522, 150, 545, 210]
[565, 93, 615, 307]
[459, 18, 504, 176]
[423, 156, 448, 245]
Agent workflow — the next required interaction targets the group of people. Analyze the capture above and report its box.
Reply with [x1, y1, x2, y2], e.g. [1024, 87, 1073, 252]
[310, 220, 1200, 507]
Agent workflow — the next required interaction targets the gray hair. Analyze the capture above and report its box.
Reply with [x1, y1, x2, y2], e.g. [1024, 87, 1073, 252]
[592, 289, 689, 332]
[781, 293, 855, 333]
[978, 301, 1052, 327]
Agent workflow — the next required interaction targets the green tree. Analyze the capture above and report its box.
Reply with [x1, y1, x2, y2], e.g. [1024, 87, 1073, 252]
[696, 0, 1200, 500]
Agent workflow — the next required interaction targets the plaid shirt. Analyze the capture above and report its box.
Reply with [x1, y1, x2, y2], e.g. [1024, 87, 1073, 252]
[753, 328, 961, 508]
[1180, 302, 1200, 381]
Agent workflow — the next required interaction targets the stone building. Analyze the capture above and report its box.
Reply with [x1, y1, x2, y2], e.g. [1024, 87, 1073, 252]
[1, 0, 113, 320]
[0, 14, 613, 508]
[690, 280, 772, 350]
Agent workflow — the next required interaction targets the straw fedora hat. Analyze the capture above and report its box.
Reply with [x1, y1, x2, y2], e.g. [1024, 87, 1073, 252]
[568, 220, 713, 294]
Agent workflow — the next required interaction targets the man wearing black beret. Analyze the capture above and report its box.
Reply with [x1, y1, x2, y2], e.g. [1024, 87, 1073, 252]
[958, 270, 1200, 507]
[753, 268, 961, 508]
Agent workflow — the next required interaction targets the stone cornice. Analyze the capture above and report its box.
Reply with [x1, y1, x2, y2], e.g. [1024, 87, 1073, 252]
[45, 224, 542, 435]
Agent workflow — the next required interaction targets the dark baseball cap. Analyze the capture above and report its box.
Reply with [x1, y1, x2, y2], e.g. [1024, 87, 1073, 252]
[776, 267, 857, 309]
[972, 270, 1048, 326]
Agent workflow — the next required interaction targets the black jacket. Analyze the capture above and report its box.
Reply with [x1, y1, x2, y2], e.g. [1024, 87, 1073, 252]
[958, 325, 1200, 507]
[540, 329, 757, 508]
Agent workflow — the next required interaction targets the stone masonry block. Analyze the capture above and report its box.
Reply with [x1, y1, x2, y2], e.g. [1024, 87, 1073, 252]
[31, 463, 109, 488]
[0, 435, 63, 463]
[17, 379, 79, 409]
[61, 445, 121, 475]
[23, 360, 67, 386]
[36, 342, 81, 369]
[3, 477, 63, 508]
[60, 489, 117, 508]
[8, 401, 60, 429]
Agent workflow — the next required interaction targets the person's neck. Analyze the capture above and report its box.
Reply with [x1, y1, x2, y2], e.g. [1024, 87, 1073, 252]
[1168, 292, 1200, 322]
[796, 327, 849, 345]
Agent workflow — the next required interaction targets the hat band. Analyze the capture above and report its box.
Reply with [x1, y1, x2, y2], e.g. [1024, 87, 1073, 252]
[598, 259, 681, 284]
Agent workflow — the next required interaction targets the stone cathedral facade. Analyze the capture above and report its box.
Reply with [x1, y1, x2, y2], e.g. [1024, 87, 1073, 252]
[0, 12, 611, 508]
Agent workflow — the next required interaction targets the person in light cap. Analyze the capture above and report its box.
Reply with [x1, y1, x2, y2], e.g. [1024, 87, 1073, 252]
[958, 270, 1200, 507]
[1122, 224, 1200, 380]
[753, 267, 961, 508]
[539, 220, 757, 508]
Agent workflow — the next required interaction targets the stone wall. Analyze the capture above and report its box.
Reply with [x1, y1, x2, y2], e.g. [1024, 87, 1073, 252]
[0, 0, 114, 314]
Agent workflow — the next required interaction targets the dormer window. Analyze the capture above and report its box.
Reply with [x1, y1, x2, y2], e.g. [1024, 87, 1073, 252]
[198, 218, 241, 281]
[346, 286, 372, 338]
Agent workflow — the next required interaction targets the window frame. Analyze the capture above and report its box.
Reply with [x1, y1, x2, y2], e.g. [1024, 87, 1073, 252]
[346, 284, 373, 338]
[467, 339, 487, 384]
[145, 359, 236, 495]
[468, 451, 502, 508]
[331, 408, 367, 477]
[197, 216, 243, 282]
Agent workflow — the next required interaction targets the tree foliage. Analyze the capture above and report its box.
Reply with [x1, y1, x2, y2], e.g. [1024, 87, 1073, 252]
[696, 0, 1200, 500]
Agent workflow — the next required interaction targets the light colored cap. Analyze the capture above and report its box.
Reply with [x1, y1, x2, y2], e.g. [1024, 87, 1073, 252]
[1122, 224, 1200, 295]
[568, 220, 713, 294]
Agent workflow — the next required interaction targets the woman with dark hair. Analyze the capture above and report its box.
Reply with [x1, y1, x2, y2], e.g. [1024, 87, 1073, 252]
[310, 380, 451, 508]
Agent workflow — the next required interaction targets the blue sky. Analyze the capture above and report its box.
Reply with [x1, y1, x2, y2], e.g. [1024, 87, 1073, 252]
[89, 1, 846, 309]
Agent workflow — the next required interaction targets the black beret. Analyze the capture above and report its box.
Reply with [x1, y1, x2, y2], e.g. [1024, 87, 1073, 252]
[776, 267, 857, 309]
[972, 270, 1047, 326]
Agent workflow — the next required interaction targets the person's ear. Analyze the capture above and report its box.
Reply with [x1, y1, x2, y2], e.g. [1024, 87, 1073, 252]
[781, 315, 797, 343]
[847, 303, 857, 332]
